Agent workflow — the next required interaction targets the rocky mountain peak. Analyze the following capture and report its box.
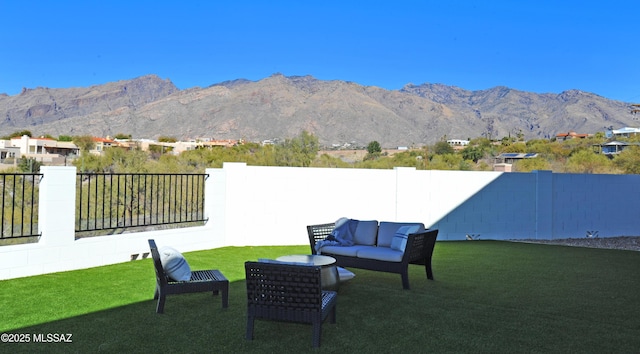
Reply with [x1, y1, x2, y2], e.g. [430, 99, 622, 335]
[0, 74, 635, 147]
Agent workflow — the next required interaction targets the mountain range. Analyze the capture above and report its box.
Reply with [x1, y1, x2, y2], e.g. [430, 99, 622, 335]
[0, 74, 635, 148]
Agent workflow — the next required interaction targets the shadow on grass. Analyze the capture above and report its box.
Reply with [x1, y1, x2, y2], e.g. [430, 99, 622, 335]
[3, 242, 640, 353]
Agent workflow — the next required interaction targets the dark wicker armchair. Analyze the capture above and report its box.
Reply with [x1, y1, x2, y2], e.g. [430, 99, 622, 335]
[148, 239, 229, 314]
[245, 261, 338, 348]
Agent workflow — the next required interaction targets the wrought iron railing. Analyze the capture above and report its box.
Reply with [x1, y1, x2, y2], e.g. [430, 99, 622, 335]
[1, 173, 42, 240]
[76, 173, 208, 236]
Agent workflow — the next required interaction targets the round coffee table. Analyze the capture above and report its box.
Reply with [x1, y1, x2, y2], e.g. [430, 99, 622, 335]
[276, 254, 339, 290]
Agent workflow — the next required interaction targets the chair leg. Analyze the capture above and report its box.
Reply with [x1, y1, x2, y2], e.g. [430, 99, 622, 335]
[246, 316, 255, 340]
[401, 271, 410, 290]
[330, 305, 337, 324]
[221, 285, 229, 308]
[156, 294, 166, 314]
[312, 321, 322, 348]
[426, 261, 434, 280]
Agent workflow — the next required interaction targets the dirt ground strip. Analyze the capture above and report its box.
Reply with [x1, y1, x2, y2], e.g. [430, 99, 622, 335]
[512, 236, 640, 251]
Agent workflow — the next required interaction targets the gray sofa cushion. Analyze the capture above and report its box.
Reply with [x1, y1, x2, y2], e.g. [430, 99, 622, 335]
[356, 246, 404, 262]
[377, 222, 425, 247]
[353, 220, 379, 245]
[319, 245, 370, 257]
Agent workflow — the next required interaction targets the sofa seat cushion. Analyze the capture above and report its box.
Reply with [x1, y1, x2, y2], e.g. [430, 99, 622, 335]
[353, 220, 379, 245]
[356, 246, 404, 262]
[319, 245, 370, 257]
[377, 222, 425, 247]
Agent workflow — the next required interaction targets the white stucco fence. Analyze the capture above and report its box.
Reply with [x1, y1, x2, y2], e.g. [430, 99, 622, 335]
[1, 163, 639, 280]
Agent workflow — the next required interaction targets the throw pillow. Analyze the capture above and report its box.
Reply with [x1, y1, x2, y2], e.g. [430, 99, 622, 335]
[329, 218, 357, 246]
[334, 217, 350, 228]
[390, 225, 420, 252]
[159, 246, 192, 281]
[337, 267, 356, 281]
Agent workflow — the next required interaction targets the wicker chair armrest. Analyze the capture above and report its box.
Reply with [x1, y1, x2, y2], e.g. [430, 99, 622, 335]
[307, 223, 336, 254]
[405, 229, 439, 263]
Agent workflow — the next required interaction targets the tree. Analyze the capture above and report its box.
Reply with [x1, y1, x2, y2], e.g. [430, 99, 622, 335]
[114, 133, 132, 140]
[73, 135, 96, 173]
[58, 135, 73, 142]
[526, 139, 553, 155]
[565, 149, 612, 174]
[461, 146, 485, 163]
[469, 137, 492, 148]
[158, 136, 177, 143]
[17, 157, 42, 173]
[72, 153, 103, 173]
[388, 150, 424, 168]
[500, 142, 527, 153]
[2, 130, 32, 139]
[364, 141, 382, 161]
[73, 135, 95, 152]
[314, 153, 352, 168]
[613, 146, 640, 174]
[427, 153, 468, 170]
[433, 141, 454, 155]
[104, 147, 150, 173]
[514, 158, 551, 172]
[366, 141, 381, 154]
[274, 131, 319, 167]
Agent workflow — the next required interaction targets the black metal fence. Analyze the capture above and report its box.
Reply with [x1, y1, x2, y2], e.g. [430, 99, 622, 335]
[76, 173, 208, 236]
[1, 173, 42, 240]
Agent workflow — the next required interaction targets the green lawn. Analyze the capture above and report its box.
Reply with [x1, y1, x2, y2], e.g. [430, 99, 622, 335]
[1, 242, 639, 353]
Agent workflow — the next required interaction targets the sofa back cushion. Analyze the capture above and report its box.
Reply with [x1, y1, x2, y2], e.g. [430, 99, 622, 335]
[377, 222, 425, 247]
[353, 220, 379, 245]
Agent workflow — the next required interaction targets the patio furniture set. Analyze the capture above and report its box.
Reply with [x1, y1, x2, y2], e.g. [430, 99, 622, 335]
[148, 219, 439, 347]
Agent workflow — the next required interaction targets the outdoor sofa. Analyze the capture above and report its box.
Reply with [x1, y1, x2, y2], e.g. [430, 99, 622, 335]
[307, 220, 438, 289]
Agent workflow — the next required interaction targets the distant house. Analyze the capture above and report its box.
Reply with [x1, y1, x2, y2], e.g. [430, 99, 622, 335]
[447, 139, 469, 146]
[605, 127, 640, 139]
[593, 141, 640, 156]
[8, 135, 79, 163]
[90, 137, 116, 155]
[0, 140, 20, 162]
[495, 153, 538, 164]
[556, 131, 589, 140]
[493, 152, 538, 172]
[446, 139, 469, 151]
[11, 135, 57, 155]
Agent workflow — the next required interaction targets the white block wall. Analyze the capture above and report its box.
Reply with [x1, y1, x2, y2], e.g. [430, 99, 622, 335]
[2, 164, 640, 280]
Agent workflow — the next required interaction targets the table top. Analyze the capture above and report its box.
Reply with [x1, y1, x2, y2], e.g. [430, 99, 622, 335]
[276, 254, 336, 266]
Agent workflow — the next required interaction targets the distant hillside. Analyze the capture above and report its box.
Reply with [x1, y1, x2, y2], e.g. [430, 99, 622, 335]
[0, 74, 635, 147]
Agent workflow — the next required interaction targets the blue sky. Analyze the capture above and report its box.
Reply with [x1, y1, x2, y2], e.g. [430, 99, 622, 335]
[1, 1, 638, 102]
